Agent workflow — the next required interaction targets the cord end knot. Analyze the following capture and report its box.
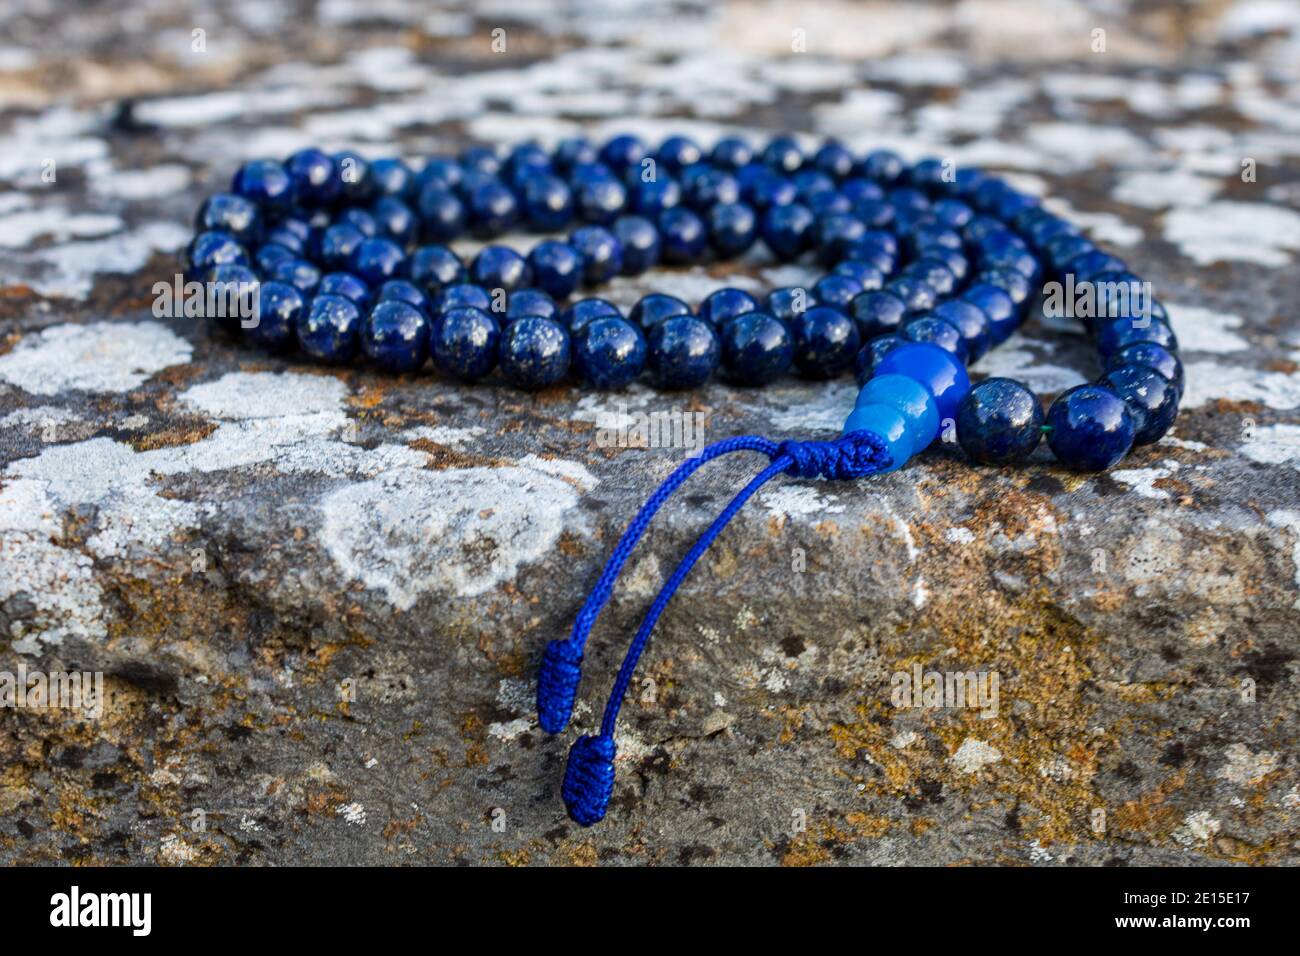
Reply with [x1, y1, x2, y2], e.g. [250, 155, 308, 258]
[776, 430, 891, 480]
[563, 734, 617, 826]
[537, 639, 583, 734]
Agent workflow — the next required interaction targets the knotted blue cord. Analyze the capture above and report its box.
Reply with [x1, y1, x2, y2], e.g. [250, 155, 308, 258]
[541, 430, 892, 826]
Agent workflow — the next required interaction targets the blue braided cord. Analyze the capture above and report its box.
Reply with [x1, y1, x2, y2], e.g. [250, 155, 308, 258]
[537, 434, 779, 733]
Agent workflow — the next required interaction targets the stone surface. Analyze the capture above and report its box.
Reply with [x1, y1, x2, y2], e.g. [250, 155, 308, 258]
[1, 0, 1298, 866]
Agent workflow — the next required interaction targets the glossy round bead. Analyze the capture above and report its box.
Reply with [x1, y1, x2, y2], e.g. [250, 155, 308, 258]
[849, 290, 907, 340]
[907, 256, 957, 296]
[814, 213, 867, 264]
[285, 148, 339, 207]
[841, 404, 911, 473]
[710, 137, 754, 170]
[708, 202, 758, 256]
[1066, 250, 1127, 283]
[523, 173, 574, 230]
[811, 274, 862, 311]
[297, 294, 361, 363]
[742, 168, 797, 209]
[977, 267, 1033, 311]
[901, 315, 968, 362]
[763, 135, 804, 174]
[256, 243, 295, 272]
[263, 224, 307, 255]
[498, 316, 571, 390]
[317, 224, 366, 272]
[1100, 364, 1179, 445]
[185, 231, 247, 274]
[765, 286, 812, 326]
[720, 312, 793, 386]
[346, 237, 405, 287]
[527, 240, 582, 299]
[407, 246, 465, 298]
[684, 168, 740, 210]
[363, 301, 429, 373]
[699, 288, 758, 327]
[416, 184, 466, 242]
[1096, 316, 1179, 359]
[460, 146, 502, 176]
[648, 315, 720, 389]
[931, 300, 992, 361]
[600, 134, 646, 173]
[196, 193, 262, 245]
[377, 279, 431, 316]
[658, 208, 707, 264]
[555, 137, 599, 172]
[569, 226, 623, 286]
[831, 260, 885, 292]
[247, 280, 304, 351]
[232, 159, 294, 213]
[962, 283, 1018, 345]
[629, 175, 681, 216]
[575, 175, 626, 225]
[418, 155, 463, 192]
[760, 203, 815, 260]
[873, 341, 970, 423]
[266, 258, 322, 295]
[471, 245, 531, 293]
[203, 265, 261, 334]
[657, 135, 704, 172]
[884, 276, 937, 316]
[466, 179, 519, 237]
[562, 297, 621, 335]
[505, 288, 558, 324]
[575, 316, 647, 389]
[431, 282, 492, 316]
[1106, 343, 1184, 397]
[854, 334, 904, 385]
[1045, 385, 1135, 471]
[371, 196, 417, 245]
[608, 215, 659, 276]
[790, 305, 860, 379]
[431, 307, 499, 381]
[629, 294, 691, 331]
[317, 271, 371, 308]
[955, 378, 1043, 464]
[368, 157, 414, 199]
[860, 149, 905, 184]
[857, 373, 940, 452]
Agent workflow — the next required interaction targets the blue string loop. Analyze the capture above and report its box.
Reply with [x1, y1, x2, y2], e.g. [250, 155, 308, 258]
[539, 430, 891, 826]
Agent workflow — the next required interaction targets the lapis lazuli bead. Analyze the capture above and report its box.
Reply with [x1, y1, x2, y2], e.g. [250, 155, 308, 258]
[658, 208, 707, 263]
[885, 276, 937, 316]
[684, 168, 740, 210]
[790, 305, 860, 379]
[499, 316, 571, 390]
[931, 300, 992, 361]
[297, 293, 361, 363]
[247, 280, 304, 351]
[562, 298, 621, 335]
[348, 237, 406, 287]
[575, 316, 647, 390]
[720, 312, 793, 386]
[1046, 384, 1135, 471]
[363, 301, 429, 373]
[232, 159, 294, 214]
[849, 290, 907, 340]
[710, 137, 754, 170]
[600, 134, 646, 173]
[204, 265, 260, 334]
[266, 258, 322, 296]
[708, 202, 758, 257]
[765, 286, 812, 327]
[317, 272, 371, 308]
[196, 193, 262, 245]
[955, 378, 1043, 464]
[760, 203, 815, 260]
[873, 341, 971, 423]
[1096, 317, 1179, 359]
[831, 260, 885, 292]
[417, 184, 466, 242]
[575, 175, 626, 225]
[527, 240, 582, 299]
[368, 157, 415, 200]
[185, 231, 247, 275]
[762, 135, 804, 174]
[317, 224, 366, 272]
[611, 215, 660, 275]
[431, 282, 492, 316]
[842, 403, 911, 473]
[1100, 364, 1179, 446]
[285, 148, 339, 207]
[377, 279, 431, 316]
[471, 245, 532, 293]
[699, 288, 758, 327]
[467, 179, 519, 237]
[408, 245, 465, 296]
[431, 307, 499, 381]
[256, 243, 294, 273]
[371, 196, 417, 245]
[648, 315, 720, 389]
[630, 175, 682, 216]
[570, 226, 623, 286]
[1106, 342, 1184, 397]
[907, 256, 957, 296]
[505, 288, 558, 324]
[854, 334, 904, 385]
[901, 315, 968, 363]
[857, 373, 940, 452]
[811, 274, 862, 311]
[860, 149, 905, 184]
[962, 283, 1018, 345]
[523, 173, 575, 231]
[629, 293, 691, 331]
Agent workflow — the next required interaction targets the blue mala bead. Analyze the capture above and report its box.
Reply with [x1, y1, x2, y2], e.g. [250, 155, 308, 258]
[831, 259, 885, 292]
[901, 315, 968, 363]
[317, 271, 372, 309]
[569, 226, 623, 286]
[575, 174, 627, 225]
[417, 155, 463, 192]
[976, 267, 1034, 310]
[523, 173, 575, 230]
[1046, 384, 1135, 471]
[1096, 317, 1179, 359]
[562, 297, 622, 335]
[840, 177, 885, 204]
[884, 276, 937, 316]
[852, 198, 896, 230]
[657, 208, 708, 264]
[762, 135, 804, 174]
[648, 315, 720, 388]
[459, 145, 502, 176]
[297, 293, 361, 363]
[265, 257, 322, 296]
[720, 312, 794, 385]
[408, 245, 465, 296]
[760, 203, 815, 260]
[196, 193, 263, 246]
[505, 288, 558, 324]
[872, 341, 971, 422]
[813, 140, 855, 180]
[742, 168, 797, 209]
[263, 224, 307, 255]
[657, 135, 704, 173]
[814, 213, 866, 264]
[629, 175, 682, 216]
[683, 168, 740, 210]
[906, 256, 957, 296]
[955, 378, 1044, 464]
[416, 184, 467, 242]
[317, 224, 366, 272]
[708, 202, 758, 256]
[348, 237, 406, 286]
[854, 334, 904, 385]
[471, 245, 532, 293]
[790, 305, 860, 379]
[232, 159, 294, 214]
[256, 243, 295, 273]
[856, 371, 941, 450]
[765, 286, 814, 326]
[1106, 342, 1184, 397]
[574, 316, 647, 389]
[466, 179, 519, 237]
[499, 316, 572, 390]
[629, 293, 691, 331]
[611, 215, 661, 275]
[527, 240, 583, 299]
[368, 157, 415, 200]
[185, 231, 248, 275]
[962, 283, 1018, 345]
[859, 149, 906, 184]
[431, 282, 492, 316]
[1100, 364, 1179, 445]
[710, 137, 754, 170]
[371, 196, 417, 245]
[849, 290, 907, 339]
[285, 148, 339, 207]
[599, 134, 647, 173]
[931, 300, 992, 361]
[811, 274, 862, 311]
[246, 280, 304, 351]
[794, 168, 834, 200]
[204, 265, 261, 334]
[363, 300, 430, 373]
[376, 279, 431, 316]
[431, 307, 500, 381]
[332, 150, 372, 205]
[699, 287, 758, 327]
[555, 137, 600, 172]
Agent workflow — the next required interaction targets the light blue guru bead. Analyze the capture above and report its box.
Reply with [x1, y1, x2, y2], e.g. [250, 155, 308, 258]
[872, 341, 971, 422]
[842, 403, 912, 472]
[855, 373, 940, 452]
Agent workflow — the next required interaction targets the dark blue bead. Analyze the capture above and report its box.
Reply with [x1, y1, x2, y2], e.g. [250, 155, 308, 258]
[363, 301, 429, 372]
[707, 202, 758, 256]
[285, 148, 339, 207]
[979, 242, 1040, 282]
[334, 207, 377, 237]
[762, 135, 804, 174]
[521, 175, 572, 233]
[889, 187, 930, 214]
[575, 175, 626, 225]
[504, 142, 550, 183]
[795, 167, 836, 200]
[575, 316, 647, 389]
[471, 245, 532, 293]
[658, 208, 707, 263]
[600, 134, 647, 173]
[908, 157, 950, 192]
[185, 231, 248, 274]
[952, 167, 989, 197]
[811, 274, 863, 311]
[849, 290, 907, 339]
[555, 137, 600, 172]
[348, 237, 406, 286]
[368, 157, 415, 200]
[765, 286, 814, 326]
[466, 179, 519, 237]
[431, 307, 499, 381]
[928, 246, 969, 283]
[408, 245, 465, 296]
[1045, 235, 1096, 272]
[656, 135, 703, 172]
[976, 267, 1034, 309]
[1046, 385, 1135, 471]
[742, 169, 797, 209]
[932, 198, 974, 230]
[203, 265, 260, 334]
[814, 213, 866, 264]
[255, 243, 295, 272]
[790, 305, 860, 379]
[885, 276, 937, 315]
[331, 150, 372, 205]
[196, 192, 263, 245]
[416, 155, 463, 192]
[1065, 250, 1127, 283]
[232, 160, 294, 214]
[699, 288, 758, 326]
[720, 312, 793, 385]
[459, 146, 502, 177]
[859, 149, 905, 184]
[431, 282, 492, 316]
[1106, 343, 1184, 397]
[317, 224, 366, 271]
[854, 334, 904, 385]
[932, 300, 992, 361]
[629, 293, 691, 331]
[611, 215, 661, 274]
[561, 297, 621, 335]
[569, 226, 623, 285]
[962, 214, 1008, 246]
[902, 316, 968, 362]
[710, 137, 754, 169]
[247, 280, 303, 351]
[682, 168, 740, 210]
[297, 293, 361, 362]
[962, 283, 1017, 344]
[266, 258, 322, 296]
[1101, 364, 1179, 446]
[647, 315, 720, 389]
[760, 203, 815, 260]
[416, 184, 466, 242]
[377, 279, 431, 316]
[841, 236, 896, 275]
[808, 191, 851, 217]
[527, 240, 583, 299]
[955, 378, 1044, 464]
[263, 223, 307, 255]
[813, 140, 855, 180]
[505, 288, 558, 323]
[840, 177, 885, 204]
[852, 198, 896, 229]
[832, 260, 885, 291]
[906, 256, 957, 296]
[317, 272, 371, 308]
[1096, 316, 1178, 359]
[629, 175, 681, 215]
[499, 316, 571, 390]
[906, 224, 963, 258]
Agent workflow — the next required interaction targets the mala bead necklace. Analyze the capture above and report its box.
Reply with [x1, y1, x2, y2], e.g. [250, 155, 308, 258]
[186, 134, 1183, 826]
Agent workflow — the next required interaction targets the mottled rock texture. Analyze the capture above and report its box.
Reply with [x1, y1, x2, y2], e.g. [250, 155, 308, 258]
[1, 0, 1298, 865]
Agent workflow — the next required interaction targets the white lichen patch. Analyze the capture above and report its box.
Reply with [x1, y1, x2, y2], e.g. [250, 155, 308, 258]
[1164, 303, 1248, 353]
[950, 738, 1002, 773]
[1181, 811, 1221, 844]
[19, 221, 191, 298]
[1112, 168, 1221, 210]
[971, 338, 1087, 394]
[759, 484, 842, 521]
[1181, 360, 1300, 410]
[0, 321, 192, 396]
[1268, 510, 1300, 607]
[1241, 424, 1300, 467]
[0, 203, 122, 248]
[1217, 742, 1280, 785]
[1111, 461, 1180, 500]
[767, 380, 859, 433]
[1164, 201, 1300, 266]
